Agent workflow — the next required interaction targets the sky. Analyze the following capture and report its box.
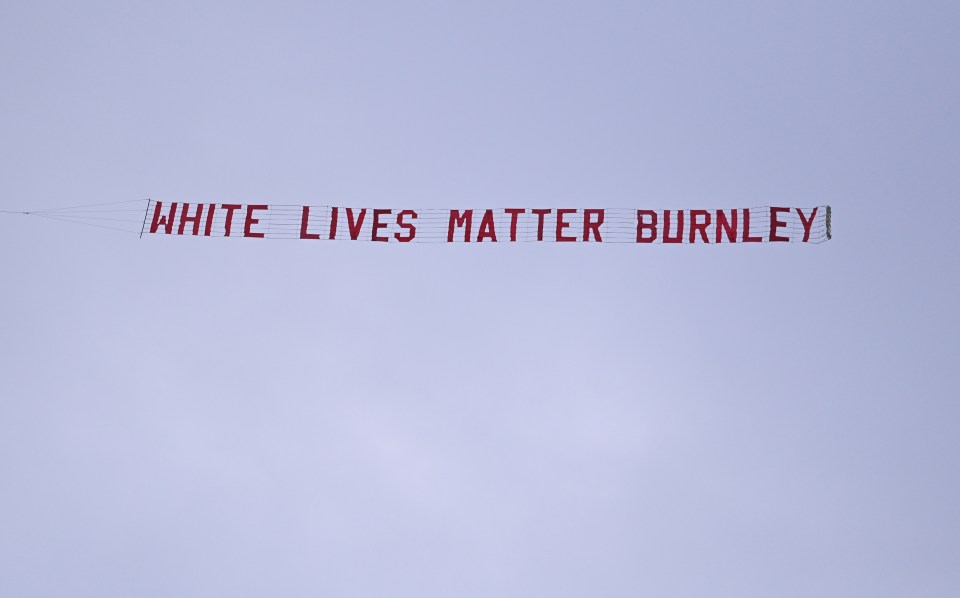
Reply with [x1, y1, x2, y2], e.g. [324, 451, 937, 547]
[0, 1, 958, 596]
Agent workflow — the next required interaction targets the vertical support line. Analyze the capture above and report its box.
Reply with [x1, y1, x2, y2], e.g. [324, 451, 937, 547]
[140, 198, 151, 238]
[825, 205, 832, 240]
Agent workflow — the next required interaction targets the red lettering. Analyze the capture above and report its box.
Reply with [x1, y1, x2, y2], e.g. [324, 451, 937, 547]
[447, 210, 473, 242]
[769, 207, 790, 242]
[300, 206, 321, 239]
[347, 208, 366, 240]
[395, 210, 417, 242]
[555, 209, 576, 242]
[329, 207, 338, 240]
[636, 210, 657, 243]
[796, 207, 819, 242]
[371, 209, 391, 242]
[532, 209, 551, 241]
[177, 203, 203, 236]
[149, 201, 177, 234]
[715, 209, 737, 243]
[477, 209, 497, 242]
[244, 204, 267, 238]
[689, 209, 710, 243]
[204, 204, 216, 236]
[505, 208, 525, 241]
[583, 209, 604, 241]
[663, 210, 684, 243]
[221, 204, 241, 237]
[742, 209, 762, 242]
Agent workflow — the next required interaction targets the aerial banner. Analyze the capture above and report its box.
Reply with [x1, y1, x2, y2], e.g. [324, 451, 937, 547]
[143, 202, 832, 244]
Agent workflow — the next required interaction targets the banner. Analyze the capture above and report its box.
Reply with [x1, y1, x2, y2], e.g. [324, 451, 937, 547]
[144, 202, 832, 244]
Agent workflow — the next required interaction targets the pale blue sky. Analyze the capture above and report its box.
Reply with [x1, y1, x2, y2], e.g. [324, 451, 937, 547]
[1, 1, 958, 596]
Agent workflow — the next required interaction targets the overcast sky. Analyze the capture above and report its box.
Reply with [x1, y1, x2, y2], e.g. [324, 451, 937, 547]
[1, 1, 958, 596]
